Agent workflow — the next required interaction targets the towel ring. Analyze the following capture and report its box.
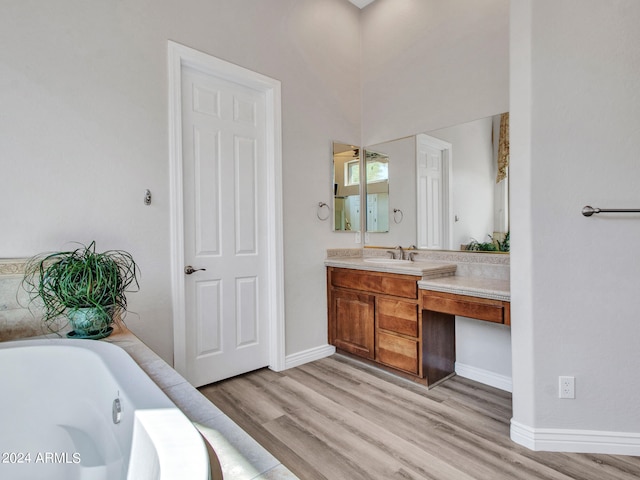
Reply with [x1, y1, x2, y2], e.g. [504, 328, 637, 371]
[317, 202, 330, 221]
[393, 208, 404, 224]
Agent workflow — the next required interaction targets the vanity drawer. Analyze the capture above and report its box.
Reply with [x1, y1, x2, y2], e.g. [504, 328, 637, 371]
[330, 268, 418, 299]
[377, 298, 419, 337]
[422, 291, 505, 324]
[376, 331, 419, 374]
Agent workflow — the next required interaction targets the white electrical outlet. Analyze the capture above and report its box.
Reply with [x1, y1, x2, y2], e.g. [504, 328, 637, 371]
[559, 376, 575, 399]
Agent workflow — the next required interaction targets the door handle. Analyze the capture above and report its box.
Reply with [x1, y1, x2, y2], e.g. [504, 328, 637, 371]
[184, 265, 206, 275]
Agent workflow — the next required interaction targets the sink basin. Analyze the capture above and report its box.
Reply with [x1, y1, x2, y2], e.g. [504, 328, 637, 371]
[363, 258, 412, 264]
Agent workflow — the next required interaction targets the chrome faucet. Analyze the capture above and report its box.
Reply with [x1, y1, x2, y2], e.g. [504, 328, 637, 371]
[407, 245, 418, 262]
[386, 250, 396, 259]
[395, 245, 405, 260]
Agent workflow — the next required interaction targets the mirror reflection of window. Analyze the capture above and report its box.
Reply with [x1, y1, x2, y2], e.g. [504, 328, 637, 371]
[366, 157, 388, 183]
[365, 150, 390, 233]
[332, 142, 361, 232]
[345, 159, 360, 186]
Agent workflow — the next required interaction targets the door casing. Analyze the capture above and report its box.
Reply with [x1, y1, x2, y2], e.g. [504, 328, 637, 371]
[168, 40, 285, 376]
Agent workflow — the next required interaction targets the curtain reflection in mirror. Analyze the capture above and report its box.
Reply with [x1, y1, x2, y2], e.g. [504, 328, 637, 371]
[496, 112, 509, 184]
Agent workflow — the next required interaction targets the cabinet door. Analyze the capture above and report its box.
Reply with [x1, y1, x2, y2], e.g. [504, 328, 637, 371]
[331, 289, 375, 359]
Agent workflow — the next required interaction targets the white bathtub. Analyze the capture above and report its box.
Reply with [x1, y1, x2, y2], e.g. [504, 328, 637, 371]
[0, 338, 210, 480]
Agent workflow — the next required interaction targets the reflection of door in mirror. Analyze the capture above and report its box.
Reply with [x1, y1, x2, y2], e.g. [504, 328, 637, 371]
[365, 150, 389, 233]
[416, 134, 452, 249]
[332, 142, 361, 232]
[426, 113, 509, 250]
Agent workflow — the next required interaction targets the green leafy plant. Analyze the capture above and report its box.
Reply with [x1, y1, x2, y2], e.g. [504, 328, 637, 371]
[22, 241, 139, 337]
[495, 231, 510, 252]
[467, 231, 510, 252]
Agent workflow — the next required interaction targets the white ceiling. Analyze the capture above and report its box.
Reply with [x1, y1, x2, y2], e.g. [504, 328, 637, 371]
[348, 0, 376, 8]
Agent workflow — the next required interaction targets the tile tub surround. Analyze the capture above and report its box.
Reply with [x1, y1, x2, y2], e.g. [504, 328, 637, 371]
[0, 258, 75, 341]
[103, 329, 299, 480]
[0, 259, 43, 341]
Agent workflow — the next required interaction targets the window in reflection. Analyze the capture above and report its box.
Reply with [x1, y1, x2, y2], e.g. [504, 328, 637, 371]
[332, 142, 361, 232]
[365, 150, 389, 233]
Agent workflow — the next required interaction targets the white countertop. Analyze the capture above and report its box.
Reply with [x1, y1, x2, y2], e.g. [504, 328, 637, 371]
[324, 256, 457, 277]
[418, 276, 510, 302]
[326, 256, 510, 302]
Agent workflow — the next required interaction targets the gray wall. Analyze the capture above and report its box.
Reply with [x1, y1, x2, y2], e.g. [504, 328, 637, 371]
[511, 0, 640, 444]
[0, 0, 362, 360]
[361, 0, 509, 146]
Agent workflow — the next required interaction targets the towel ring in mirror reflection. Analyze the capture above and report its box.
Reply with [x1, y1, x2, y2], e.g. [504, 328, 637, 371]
[393, 208, 403, 224]
[317, 202, 330, 221]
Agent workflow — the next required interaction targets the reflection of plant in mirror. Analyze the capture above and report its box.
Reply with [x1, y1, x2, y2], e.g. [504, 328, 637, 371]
[497, 231, 510, 252]
[467, 231, 510, 252]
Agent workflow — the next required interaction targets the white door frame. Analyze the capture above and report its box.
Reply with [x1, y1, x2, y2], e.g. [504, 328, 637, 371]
[167, 40, 286, 375]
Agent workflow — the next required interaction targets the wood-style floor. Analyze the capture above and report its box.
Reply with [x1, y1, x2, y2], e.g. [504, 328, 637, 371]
[199, 355, 640, 480]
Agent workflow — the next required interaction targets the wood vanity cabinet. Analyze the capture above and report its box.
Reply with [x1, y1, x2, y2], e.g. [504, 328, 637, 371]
[421, 290, 511, 326]
[327, 267, 435, 383]
[328, 265, 511, 388]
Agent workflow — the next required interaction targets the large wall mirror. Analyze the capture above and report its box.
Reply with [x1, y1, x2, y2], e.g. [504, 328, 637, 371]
[363, 112, 510, 252]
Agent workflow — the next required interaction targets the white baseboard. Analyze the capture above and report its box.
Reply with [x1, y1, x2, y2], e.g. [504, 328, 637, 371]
[284, 344, 336, 370]
[511, 419, 640, 456]
[455, 362, 512, 392]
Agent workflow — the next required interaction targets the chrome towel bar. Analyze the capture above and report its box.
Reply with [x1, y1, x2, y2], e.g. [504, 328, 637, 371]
[582, 205, 640, 217]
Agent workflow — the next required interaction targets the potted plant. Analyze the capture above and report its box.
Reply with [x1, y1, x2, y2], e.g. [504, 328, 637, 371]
[22, 241, 139, 339]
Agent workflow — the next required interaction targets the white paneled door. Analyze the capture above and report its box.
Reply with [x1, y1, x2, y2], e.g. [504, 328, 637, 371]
[180, 64, 270, 387]
[416, 134, 452, 250]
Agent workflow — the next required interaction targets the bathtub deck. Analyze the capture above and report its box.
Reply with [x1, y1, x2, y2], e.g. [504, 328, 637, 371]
[104, 329, 297, 480]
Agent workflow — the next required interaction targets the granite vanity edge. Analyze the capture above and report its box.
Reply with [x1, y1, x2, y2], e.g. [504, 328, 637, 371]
[325, 248, 510, 265]
[324, 257, 457, 276]
[418, 279, 510, 302]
